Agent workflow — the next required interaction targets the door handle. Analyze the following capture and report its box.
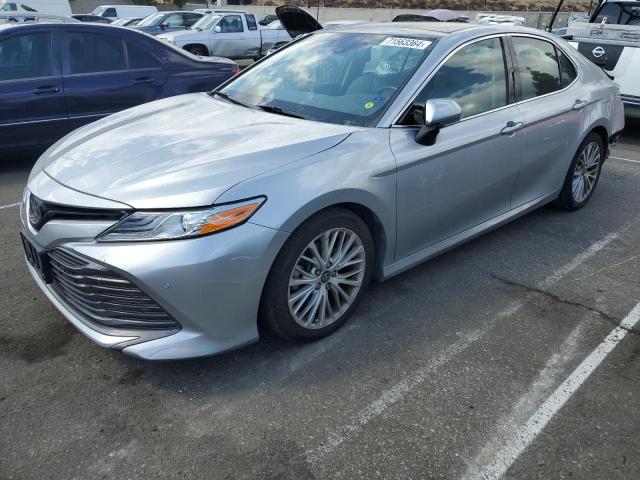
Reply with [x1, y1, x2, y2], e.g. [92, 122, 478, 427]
[572, 99, 587, 111]
[500, 121, 524, 135]
[133, 77, 155, 85]
[32, 85, 60, 95]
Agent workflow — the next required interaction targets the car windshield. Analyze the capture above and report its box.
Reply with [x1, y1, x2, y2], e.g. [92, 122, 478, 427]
[137, 13, 164, 26]
[192, 14, 222, 30]
[219, 32, 433, 127]
[594, 1, 640, 25]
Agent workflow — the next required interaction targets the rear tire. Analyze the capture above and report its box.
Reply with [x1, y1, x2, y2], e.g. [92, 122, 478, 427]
[554, 132, 604, 211]
[261, 208, 374, 342]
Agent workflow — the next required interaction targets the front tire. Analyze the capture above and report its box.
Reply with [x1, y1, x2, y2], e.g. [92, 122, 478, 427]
[261, 208, 374, 341]
[554, 132, 604, 211]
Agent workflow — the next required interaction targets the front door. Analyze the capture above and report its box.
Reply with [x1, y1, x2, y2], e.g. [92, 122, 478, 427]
[212, 15, 246, 58]
[391, 36, 524, 260]
[0, 30, 68, 151]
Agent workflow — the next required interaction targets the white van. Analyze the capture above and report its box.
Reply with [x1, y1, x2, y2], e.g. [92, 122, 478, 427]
[0, 0, 71, 16]
[91, 5, 157, 20]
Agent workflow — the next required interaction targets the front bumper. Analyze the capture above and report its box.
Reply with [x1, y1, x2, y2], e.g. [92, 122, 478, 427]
[23, 221, 289, 360]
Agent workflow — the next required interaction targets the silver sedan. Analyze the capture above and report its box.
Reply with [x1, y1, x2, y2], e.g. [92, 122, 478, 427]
[21, 23, 625, 359]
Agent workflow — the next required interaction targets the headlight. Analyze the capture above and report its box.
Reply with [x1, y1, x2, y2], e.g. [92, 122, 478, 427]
[97, 198, 264, 242]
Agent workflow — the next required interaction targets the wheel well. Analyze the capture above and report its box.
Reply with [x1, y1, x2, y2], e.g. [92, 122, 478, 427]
[329, 202, 387, 281]
[183, 43, 208, 53]
[591, 126, 608, 149]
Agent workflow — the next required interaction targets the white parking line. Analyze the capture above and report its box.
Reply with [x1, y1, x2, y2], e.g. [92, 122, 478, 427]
[306, 232, 620, 464]
[610, 155, 640, 164]
[463, 301, 640, 480]
[0, 202, 20, 210]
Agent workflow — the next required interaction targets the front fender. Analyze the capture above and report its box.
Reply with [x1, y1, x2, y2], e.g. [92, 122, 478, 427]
[215, 128, 398, 269]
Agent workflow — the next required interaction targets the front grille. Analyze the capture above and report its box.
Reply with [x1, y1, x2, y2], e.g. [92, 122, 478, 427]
[27, 193, 129, 231]
[48, 248, 179, 330]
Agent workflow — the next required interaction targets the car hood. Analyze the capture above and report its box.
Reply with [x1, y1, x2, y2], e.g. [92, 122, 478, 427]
[41, 93, 356, 209]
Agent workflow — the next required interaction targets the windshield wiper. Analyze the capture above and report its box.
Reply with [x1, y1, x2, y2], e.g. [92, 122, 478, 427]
[257, 104, 306, 119]
[211, 91, 257, 110]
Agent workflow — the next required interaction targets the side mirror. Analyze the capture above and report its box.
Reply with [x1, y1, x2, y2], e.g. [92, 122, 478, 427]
[415, 98, 462, 146]
[160, 23, 167, 29]
[213, 25, 221, 33]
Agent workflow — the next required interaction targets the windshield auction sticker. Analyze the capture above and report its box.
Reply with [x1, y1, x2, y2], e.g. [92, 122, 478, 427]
[379, 37, 432, 49]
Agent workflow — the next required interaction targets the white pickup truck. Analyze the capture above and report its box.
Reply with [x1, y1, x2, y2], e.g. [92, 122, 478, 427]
[157, 10, 292, 60]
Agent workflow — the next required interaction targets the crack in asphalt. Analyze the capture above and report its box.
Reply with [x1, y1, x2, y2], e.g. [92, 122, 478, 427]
[488, 273, 639, 336]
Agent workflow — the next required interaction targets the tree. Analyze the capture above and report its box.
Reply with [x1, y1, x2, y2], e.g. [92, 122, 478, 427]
[173, 0, 188, 8]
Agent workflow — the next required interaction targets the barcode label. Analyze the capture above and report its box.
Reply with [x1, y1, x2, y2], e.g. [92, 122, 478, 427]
[379, 37, 432, 49]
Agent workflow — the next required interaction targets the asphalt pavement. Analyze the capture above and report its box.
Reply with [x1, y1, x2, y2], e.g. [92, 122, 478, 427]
[1, 125, 639, 480]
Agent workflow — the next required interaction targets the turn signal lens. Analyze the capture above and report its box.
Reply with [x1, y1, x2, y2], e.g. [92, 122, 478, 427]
[197, 202, 261, 234]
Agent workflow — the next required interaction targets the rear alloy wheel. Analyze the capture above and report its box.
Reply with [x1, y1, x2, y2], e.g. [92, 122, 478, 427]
[261, 208, 373, 341]
[555, 132, 604, 210]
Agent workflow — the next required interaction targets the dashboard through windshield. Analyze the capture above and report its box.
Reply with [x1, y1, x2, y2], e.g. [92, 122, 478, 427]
[218, 32, 435, 127]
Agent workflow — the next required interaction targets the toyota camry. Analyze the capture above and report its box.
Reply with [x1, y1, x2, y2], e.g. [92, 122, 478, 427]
[21, 22, 624, 359]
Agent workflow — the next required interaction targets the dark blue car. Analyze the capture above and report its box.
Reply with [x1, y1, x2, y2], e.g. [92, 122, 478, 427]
[0, 22, 238, 153]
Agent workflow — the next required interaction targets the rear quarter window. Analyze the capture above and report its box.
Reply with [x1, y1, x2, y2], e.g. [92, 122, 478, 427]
[557, 49, 577, 87]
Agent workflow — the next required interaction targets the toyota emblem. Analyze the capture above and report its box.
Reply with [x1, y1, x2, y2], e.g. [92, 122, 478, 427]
[28, 194, 42, 228]
[592, 46, 605, 58]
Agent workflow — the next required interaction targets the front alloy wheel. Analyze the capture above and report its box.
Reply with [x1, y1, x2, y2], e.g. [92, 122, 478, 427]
[261, 208, 373, 341]
[288, 228, 366, 329]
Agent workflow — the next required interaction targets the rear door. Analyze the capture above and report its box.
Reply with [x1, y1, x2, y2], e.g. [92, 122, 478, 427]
[507, 35, 585, 207]
[0, 29, 68, 150]
[62, 28, 166, 130]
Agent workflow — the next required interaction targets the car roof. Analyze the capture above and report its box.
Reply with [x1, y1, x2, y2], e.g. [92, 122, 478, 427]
[322, 22, 550, 39]
[0, 21, 143, 33]
[329, 21, 477, 36]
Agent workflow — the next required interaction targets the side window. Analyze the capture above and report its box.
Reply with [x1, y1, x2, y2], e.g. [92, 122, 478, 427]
[163, 14, 184, 28]
[103, 7, 117, 18]
[219, 15, 243, 33]
[246, 14, 257, 31]
[511, 37, 561, 101]
[557, 49, 577, 87]
[403, 37, 508, 123]
[0, 32, 52, 81]
[126, 41, 161, 69]
[1, 3, 17, 11]
[65, 32, 126, 74]
[185, 13, 201, 27]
